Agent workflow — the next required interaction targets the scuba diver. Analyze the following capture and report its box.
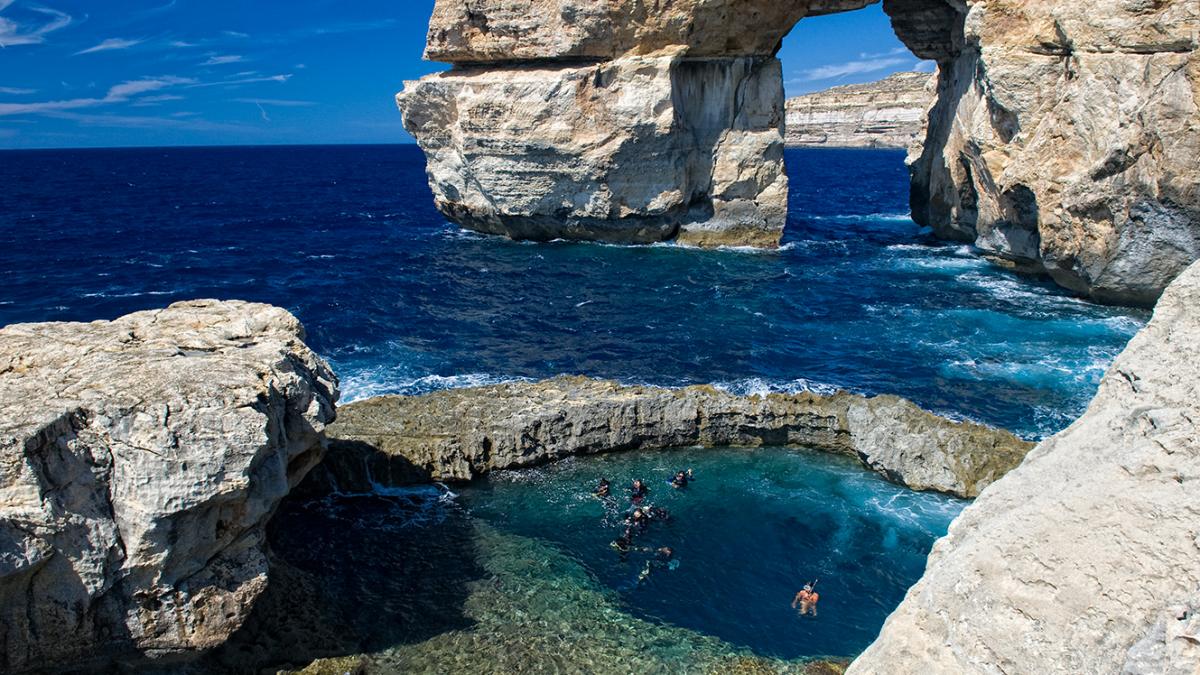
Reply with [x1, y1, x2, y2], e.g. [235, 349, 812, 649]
[611, 534, 633, 556]
[647, 506, 671, 522]
[625, 506, 650, 534]
[638, 547, 676, 584]
[792, 583, 820, 617]
[669, 469, 694, 489]
[629, 478, 649, 504]
[594, 478, 611, 498]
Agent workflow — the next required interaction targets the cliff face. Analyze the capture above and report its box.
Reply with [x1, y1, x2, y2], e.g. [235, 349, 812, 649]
[0, 301, 338, 672]
[785, 71, 933, 148]
[900, 0, 1200, 306]
[400, 0, 1200, 302]
[848, 260, 1200, 674]
[312, 376, 1032, 499]
[398, 0, 875, 248]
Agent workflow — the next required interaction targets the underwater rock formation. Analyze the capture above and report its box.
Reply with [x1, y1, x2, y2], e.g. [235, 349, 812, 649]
[401, 0, 1199, 301]
[848, 260, 1200, 674]
[0, 300, 338, 672]
[785, 71, 932, 149]
[316, 376, 1031, 499]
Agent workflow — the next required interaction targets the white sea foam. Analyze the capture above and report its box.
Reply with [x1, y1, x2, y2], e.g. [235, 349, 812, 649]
[80, 289, 179, 299]
[712, 376, 844, 398]
[339, 369, 531, 403]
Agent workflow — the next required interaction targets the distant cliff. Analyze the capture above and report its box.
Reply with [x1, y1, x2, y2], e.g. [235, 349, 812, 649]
[785, 71, 932, 149]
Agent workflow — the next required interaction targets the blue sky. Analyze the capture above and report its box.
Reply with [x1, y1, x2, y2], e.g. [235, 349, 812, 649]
[0, 1, 928, 149]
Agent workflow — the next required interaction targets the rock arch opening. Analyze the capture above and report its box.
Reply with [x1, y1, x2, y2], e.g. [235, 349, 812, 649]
[400, 0, 1199, 306]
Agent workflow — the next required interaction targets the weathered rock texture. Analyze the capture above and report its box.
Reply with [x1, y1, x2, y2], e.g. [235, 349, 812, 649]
[0, 301, 338, 673]
[314, 376, 1031, 499]
[401, 0, 1199, 302]
[899, 0, 1200, 306]
[785, 71, 933, 148]
[848, 260, 1200, 674]
[398, 0, 876, 248]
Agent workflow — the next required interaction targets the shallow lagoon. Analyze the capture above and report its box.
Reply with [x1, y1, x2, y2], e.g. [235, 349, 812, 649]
[201, 447, 962, 672]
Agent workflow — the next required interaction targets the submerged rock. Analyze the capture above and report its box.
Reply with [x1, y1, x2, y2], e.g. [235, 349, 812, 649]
[0, 300, 338, 672]
[400, 0, 1199, 302]
[317, 377, 1031, 498]
[848, 260, 1200, 673]
[785, 72, 933, 149]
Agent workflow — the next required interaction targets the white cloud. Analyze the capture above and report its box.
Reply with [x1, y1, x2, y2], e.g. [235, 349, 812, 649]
[169, 40, 196, 48]
[201, 54, 244, 66]
[913, 60, 937, 73]
[790, 56, 910, 82]
[0, 76, 194, 116]
[0, 85, 36, 94]
[222, 30, 248, 38]
[74, 37, 143, 55]
[0, 3, 72, 48]
[187, 73, 292, 88]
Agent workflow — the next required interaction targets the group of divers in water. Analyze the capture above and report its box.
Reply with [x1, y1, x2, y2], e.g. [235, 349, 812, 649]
[589, 469, 821, 617]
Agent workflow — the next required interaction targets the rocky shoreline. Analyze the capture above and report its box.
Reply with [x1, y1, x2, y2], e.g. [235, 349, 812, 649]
[314, 376, 1031, 499]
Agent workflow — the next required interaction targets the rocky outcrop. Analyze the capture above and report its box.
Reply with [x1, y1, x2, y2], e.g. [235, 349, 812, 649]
[785, 71, 932, 148]
[401, 0, 1199, 302]
[898, 0, 1199, 305]
[314, 377, 1031, 499]
[848, 260, 1200, 674]
[398, 0, 875, 248]
[0, 301, 338, 673]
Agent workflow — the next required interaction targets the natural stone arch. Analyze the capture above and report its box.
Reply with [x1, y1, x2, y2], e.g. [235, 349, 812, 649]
[399, 0, 1200, 305]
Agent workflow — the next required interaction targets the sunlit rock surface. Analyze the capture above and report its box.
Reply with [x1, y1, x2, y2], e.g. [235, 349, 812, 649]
[849, 260, 1200, 674]
[785, 71, 932, 149]
[316, 376, 1032, 498]
[900, 0, 1200, 306]
[401, 0, 1199, 300]
[0, 300, 338, 672]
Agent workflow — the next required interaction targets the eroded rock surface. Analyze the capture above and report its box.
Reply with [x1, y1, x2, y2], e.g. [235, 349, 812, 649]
[315, 377, 1031, 499]
[399, 0, 877, 248]
[785, 71, 933, 149]
[402, 0, 1199, 301]
[849, 260, 1200, 674]
[900, 0, 1200, 305]
[0, 300, 338, 672]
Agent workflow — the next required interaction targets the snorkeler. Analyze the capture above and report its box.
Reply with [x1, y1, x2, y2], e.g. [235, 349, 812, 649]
[625, 507, 649, 533]
[647, 506, 671, 522]
[629, 478, 649, 503]
[594, 478, 611, 498]
[792, 583, 820, 617]
[611, 534, 632, 554]
[669, 469, 693, 489]
[638, 547, 676, 583]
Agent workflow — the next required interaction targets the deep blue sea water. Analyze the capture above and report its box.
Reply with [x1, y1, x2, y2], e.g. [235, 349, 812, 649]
[0, 144, 1145, 438]
[1, 144, 1150, 667]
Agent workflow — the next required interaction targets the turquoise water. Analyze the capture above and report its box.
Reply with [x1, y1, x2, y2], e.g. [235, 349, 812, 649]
[206, 447, 962, 671]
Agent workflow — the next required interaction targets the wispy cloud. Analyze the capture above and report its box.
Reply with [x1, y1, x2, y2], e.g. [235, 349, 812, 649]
[0, 2, 72, 48]
[222, 30, 248, 38]
[169, 39, 196, 48]
[0, 76, 194, 116]
[913, 60, 937, 73]
[0, 85, 36, 94]
[201, 54, 244, 66]
[130, 94, 184, 106]
[232, 98, 315, 107]
[75, 37, 143, 55]
[43, 110, 248, 132]
[790, 56, 910, 82]
[187, 73, 292, 88]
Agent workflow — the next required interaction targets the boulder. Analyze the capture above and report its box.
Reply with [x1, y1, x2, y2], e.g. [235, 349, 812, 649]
[0, 300, 338, 672]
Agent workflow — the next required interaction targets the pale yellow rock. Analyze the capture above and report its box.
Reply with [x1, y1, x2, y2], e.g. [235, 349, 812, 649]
[848, 260, 1200, 674]
[0, 300, 338, 673]
[785, 72, 934, 149]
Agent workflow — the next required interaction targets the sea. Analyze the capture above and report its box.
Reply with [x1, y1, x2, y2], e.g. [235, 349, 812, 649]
[0, 144, 1149, 669]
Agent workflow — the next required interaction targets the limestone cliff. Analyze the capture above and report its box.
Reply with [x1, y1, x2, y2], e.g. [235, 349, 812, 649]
[848, 260, 1200, 674]
[398, 0, 876, 249]
[312, 377, 1032, 499]
[897, 0, 1199, 306]
[785, 71, 932, 148]
[400, 0, 1199, 302]
[0, 301, 338, 672]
